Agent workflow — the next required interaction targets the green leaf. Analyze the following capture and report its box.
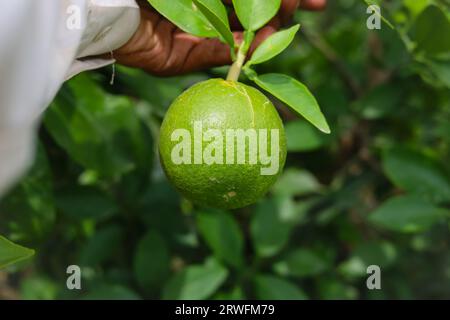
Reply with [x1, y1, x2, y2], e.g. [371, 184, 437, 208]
[355, 83, 403, 120]
[248, 24, 300, 65]
[214, 286, 245, 300]
[45, 73, 152, 179]
[424, 56, 450, 88]
[232, 0, 281, 31]
[285, 120, 329, 152]
[272, 168, 321, 197]
[364, 0, 394, 29]
[0, 144, 55, 241]
[383, 148, 450, 203]
[273, 249, 329, 278]
[133, 230, 170, 291]
[147, 0, 218, 38]
[250, 198, 291, 257]
[403, 0, 430, 18]
[117, 66, 206, 117]
[193, 0, 234, 47]
[0, 235, 34, 269]
[413, 5, 450, 56]
[197, 210, 244, 268]
[253, 275, 308, 300]
[353, 241, 397, 267]
[338, 241, 397, 278]
[20, 276, 58, 300]
[83, 284, 141, 300]
[163, 259, 228, 299]
[252, 73, 330, 133]
[56, 187, 118, 220]
[317, 276, 358, 300]
[368, 195, 449, 233]
[79, 226, 123, 266]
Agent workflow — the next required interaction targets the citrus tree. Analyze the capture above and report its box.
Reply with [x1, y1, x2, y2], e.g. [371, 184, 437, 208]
[1, 0, 450, 299]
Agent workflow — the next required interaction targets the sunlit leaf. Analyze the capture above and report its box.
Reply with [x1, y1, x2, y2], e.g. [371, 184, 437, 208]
[252, 73, 330, 133]
[193, 0, 234, 47]
[232, 0, 281, 31]
[248, 25, 300, 65]
[147, 0, 218, 38]
[0, 235, 34, 269]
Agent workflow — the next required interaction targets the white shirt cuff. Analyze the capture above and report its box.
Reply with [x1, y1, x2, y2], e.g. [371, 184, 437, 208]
[66, 0, 140, 80]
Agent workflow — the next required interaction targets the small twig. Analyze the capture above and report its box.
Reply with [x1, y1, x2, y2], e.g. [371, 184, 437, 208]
[226, 32, 254, 82]
[226, 44, 247, 81]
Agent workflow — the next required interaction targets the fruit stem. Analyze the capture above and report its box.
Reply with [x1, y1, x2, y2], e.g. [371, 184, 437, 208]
[226, 31, 254, 82]
[226, 47, 246, 82]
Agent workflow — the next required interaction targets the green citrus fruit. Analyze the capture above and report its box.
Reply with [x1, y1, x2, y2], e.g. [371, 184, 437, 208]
[159, 79, 286, 209]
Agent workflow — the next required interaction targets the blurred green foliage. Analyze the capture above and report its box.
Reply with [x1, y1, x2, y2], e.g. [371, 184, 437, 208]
[1, 0, 450, 300]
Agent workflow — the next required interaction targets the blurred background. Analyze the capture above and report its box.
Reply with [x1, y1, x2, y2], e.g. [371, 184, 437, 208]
[1, 0, 450, 299]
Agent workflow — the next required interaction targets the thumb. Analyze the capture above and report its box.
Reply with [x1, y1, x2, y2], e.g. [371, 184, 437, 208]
[176, 32, 244, 75]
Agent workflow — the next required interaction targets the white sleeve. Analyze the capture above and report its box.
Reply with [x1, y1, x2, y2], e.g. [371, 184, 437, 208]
[0, 0, 140, 196]
[66, 0, 140, 79]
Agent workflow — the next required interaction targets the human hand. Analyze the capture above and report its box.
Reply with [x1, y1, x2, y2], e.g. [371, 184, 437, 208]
[114, 0, 327, 76]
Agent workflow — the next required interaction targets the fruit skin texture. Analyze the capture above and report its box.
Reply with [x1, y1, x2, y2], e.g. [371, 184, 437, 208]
[159, 79, 287, 209]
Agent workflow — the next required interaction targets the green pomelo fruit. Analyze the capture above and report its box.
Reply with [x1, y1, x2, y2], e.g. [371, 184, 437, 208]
[159, 79, 286, 209]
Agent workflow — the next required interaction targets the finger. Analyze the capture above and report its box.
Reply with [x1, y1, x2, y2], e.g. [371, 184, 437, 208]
[248, 24, 278, 56]
[279, 0, 300, 25]
[229, 11, 243, 30]
[177, 24, 278, 75]
[177, 22, 279, 75]
[299, 0, 327, 11]
[161, 32, 244, 76]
